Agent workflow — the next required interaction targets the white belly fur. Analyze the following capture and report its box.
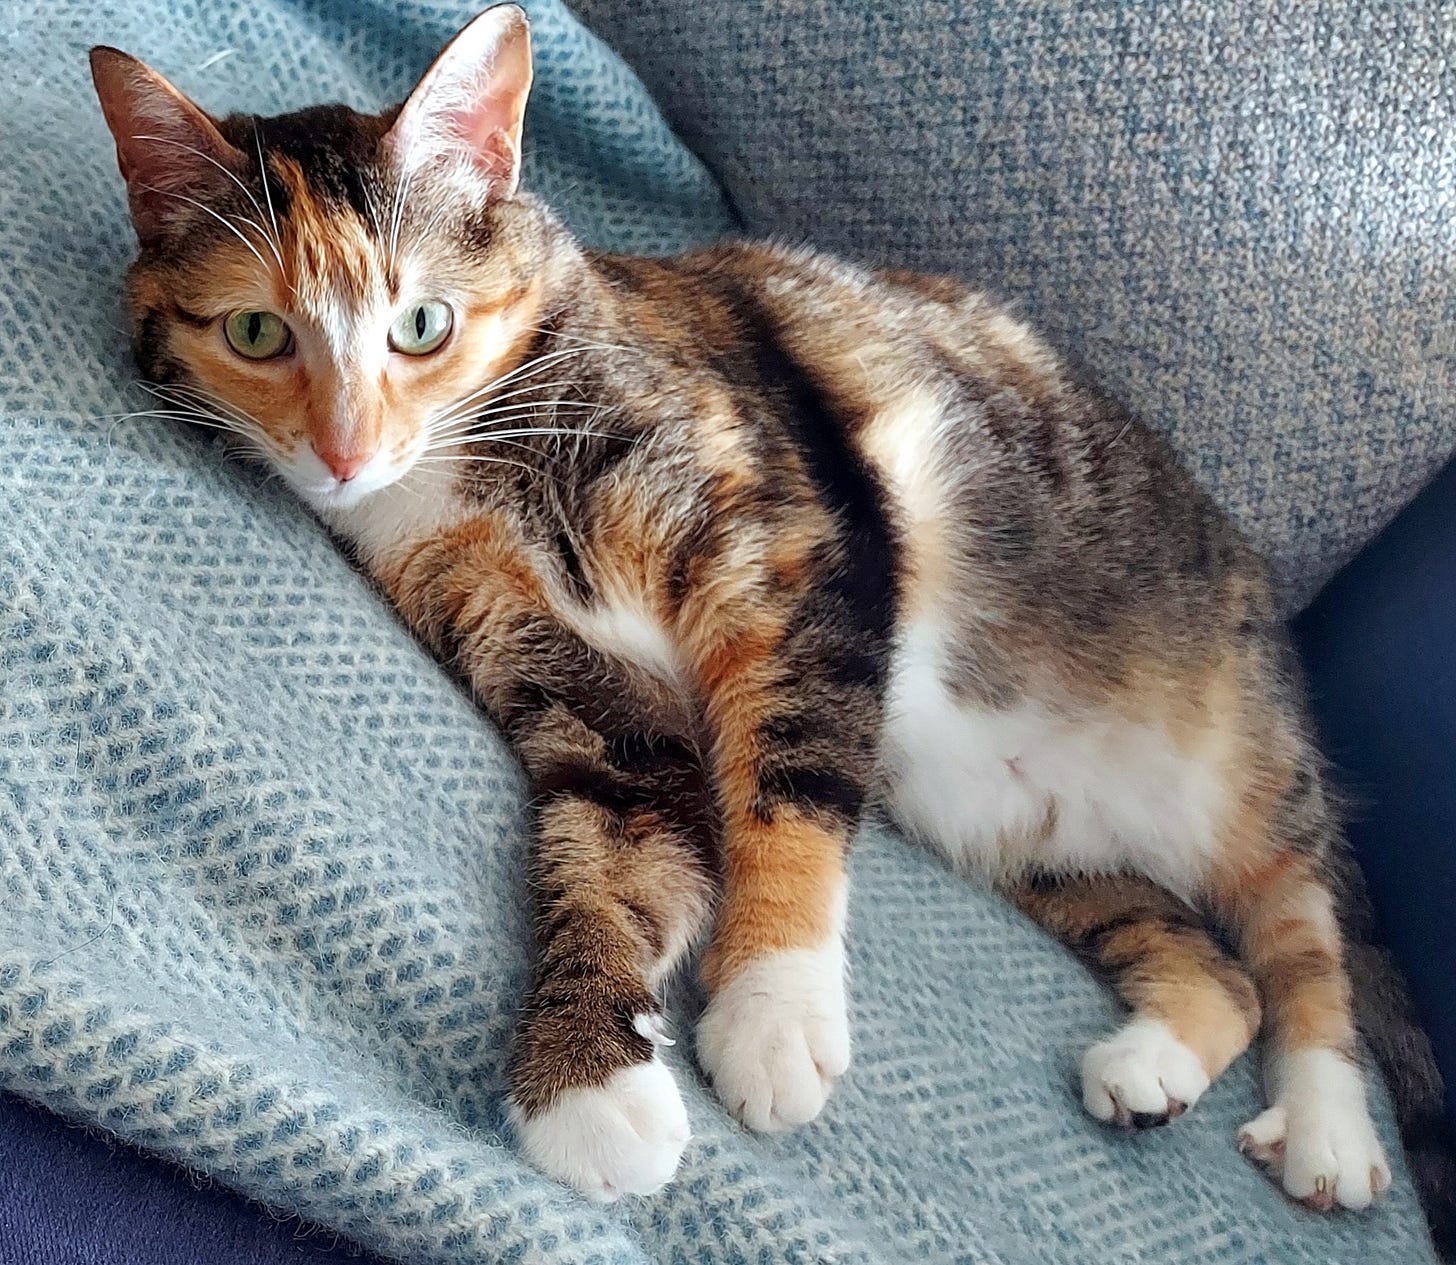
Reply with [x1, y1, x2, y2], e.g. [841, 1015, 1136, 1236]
[879, 620, 1226, 896]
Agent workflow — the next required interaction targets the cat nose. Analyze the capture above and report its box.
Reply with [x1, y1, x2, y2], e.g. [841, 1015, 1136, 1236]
[312, 440, 375, 483]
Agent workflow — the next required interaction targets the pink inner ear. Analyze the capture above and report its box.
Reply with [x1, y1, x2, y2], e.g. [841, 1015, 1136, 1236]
[449, 93, 520, 182]
[388, 5, 533, 196]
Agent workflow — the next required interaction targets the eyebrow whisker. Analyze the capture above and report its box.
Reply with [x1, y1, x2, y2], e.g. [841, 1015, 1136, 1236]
[137, 182, 275, 277]
[131, 133, 287, 276]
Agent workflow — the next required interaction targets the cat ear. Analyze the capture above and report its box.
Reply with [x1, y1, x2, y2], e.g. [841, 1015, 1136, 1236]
[89, 46, 244, 244]
[386, 4, 534, 196]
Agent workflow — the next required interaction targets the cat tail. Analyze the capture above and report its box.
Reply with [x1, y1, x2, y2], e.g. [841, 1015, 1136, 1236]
[1331, 847, 1456, 1261]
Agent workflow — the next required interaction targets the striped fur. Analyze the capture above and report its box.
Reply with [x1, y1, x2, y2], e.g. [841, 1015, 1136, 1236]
[92, 5, 1449, 1230]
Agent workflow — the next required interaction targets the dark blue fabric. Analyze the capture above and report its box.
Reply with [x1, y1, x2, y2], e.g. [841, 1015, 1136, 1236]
[1295, 458, 1456, 1146]
[0, 1095, 388, 1265]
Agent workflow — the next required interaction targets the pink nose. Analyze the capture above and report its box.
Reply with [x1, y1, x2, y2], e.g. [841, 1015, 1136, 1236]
[312, 441, 374, 483]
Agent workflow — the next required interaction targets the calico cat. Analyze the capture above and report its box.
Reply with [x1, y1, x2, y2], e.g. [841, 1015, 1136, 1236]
[90, 3, 1448, 1227]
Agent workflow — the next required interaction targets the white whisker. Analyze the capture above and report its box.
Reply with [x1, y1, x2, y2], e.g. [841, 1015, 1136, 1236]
[102, 408, 280, 458]
[525, 326, 632, 355]
[252, 122, 288, 290]
[131, 382, 280, 457]
[423, 410, 607, 453]
[365, 188, 389, 266]
[138, 182, 274, 276]
[428, 344, 602, 419]
[140, 383, 272, 437]
[426, 394, 582, 434]
[412, 453, 553, 481]
[426, 393, 601, 435]
[425, 359, 601, 429]
[389, 159, 417, 274]
[422, 426, 622, 453]
[132, 133, 286, 275]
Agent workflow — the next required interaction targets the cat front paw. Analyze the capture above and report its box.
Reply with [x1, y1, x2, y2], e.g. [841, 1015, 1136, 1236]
[1237, 1050, 1391, 1212]
[1081, 1018, 1211, 1128]
[510, 1056, 690, 1200]
[696, 944, 851, 1132]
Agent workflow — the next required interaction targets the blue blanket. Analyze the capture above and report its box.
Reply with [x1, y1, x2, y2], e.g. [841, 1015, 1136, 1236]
[0, 1, 1439, 1261]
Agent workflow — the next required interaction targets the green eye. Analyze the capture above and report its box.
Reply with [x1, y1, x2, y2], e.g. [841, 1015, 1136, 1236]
[389, 301, 453, 355]
[224, 310, 292, 360]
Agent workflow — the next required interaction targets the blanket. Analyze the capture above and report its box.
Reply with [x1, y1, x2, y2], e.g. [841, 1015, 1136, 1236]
[0, 1, 1439, 1261]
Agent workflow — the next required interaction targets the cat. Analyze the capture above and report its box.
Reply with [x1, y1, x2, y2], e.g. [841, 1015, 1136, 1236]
[89, 2, 1450, 1231]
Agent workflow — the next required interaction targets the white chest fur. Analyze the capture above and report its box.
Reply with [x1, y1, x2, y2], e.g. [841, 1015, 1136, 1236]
[562, 588, 688, 693]
[326, 472, 690, 700]
[878, 621, 1226, 895]
[318, 463, 467, 570]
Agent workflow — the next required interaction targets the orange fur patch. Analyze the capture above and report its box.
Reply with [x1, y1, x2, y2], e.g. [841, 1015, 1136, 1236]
[702, 809, 845, 989]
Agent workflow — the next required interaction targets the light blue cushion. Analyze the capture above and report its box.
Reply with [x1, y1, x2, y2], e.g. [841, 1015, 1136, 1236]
[0, 1, 1438, 1261]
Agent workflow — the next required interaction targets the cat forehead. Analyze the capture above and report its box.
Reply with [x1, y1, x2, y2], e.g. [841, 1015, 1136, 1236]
[217, 104, 392, 217]
[202, 134, 461, 317]
[272, 160, 390, 311]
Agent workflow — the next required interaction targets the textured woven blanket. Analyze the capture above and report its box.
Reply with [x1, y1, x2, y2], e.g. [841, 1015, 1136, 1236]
[0, 1, 1440, 1262]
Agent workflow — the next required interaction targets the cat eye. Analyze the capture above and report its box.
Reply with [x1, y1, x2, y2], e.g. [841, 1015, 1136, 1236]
[389, 301, 453, 356]
[223, 310, 292, 360]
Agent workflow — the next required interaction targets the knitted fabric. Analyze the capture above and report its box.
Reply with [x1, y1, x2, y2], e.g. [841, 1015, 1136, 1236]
[0, 0, 1440, 1261]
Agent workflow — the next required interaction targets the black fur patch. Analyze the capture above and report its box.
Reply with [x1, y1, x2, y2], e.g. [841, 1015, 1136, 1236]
[134, 308, 182, 382]
[221, 107, 381, 224]
[692, 273, 901, 651]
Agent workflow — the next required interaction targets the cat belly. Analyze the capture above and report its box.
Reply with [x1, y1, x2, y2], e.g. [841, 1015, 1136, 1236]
[878, 621, 1227, 895]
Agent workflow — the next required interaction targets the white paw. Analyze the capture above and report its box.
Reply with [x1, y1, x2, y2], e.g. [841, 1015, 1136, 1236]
[510, 1057, 690, 1201]
[1082, 1017, 1211, 1127]
[1238, 1049, 1392, 1212]
[696, 943, 851, 1132]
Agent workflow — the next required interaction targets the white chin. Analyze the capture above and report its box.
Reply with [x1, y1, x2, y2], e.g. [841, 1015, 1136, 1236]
[289, 464, 409, 514]
[301, 479, 386, 512]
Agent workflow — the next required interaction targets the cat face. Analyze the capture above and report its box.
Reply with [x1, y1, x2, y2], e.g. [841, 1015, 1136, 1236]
[91, 5, 545, 511]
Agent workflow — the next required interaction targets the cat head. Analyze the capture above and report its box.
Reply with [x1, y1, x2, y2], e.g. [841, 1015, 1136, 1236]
[91, 4, 564, 511]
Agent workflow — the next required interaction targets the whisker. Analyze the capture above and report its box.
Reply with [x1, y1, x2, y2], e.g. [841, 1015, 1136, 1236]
[419, 435, 544, 459]
[131, 383, 280, 456]
[140, 383, 273, 439]
[421, 418, 553, 443]
[137, 183, 273, 277]
[251, 122, 288, 290]
[142, 378, 261, 417]
[125, 395, 256, 427]
[412, 453, 555, 481]
[421, 426, 623, 453]
[122, 408, 272, 442]
[365, 189, 389, 264]
[426, 394, 602, 436]
[425, 369, 600, 431]
[525, 326, 632, 354]
[424, 411, 607, 453]
[143, 380, 255, 415]
[425, 390, 593, 433]
[389, 159, 417, 274]
[429, 344, 602, 419]
[132, 133, 286, 275]
[100, 409, 282, 460]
